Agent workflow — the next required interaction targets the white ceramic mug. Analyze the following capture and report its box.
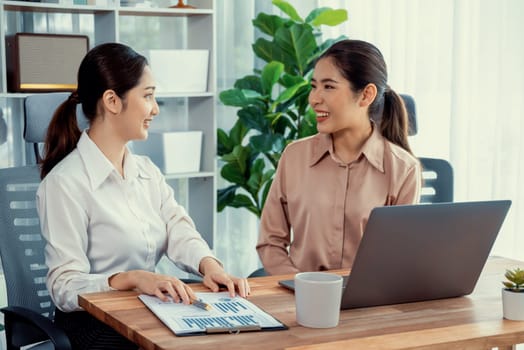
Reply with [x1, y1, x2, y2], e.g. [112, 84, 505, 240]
[294, 272, 343, 328]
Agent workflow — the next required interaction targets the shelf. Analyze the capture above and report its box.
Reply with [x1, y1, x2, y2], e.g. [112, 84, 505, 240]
[2, 1, 213, 16]
[0, 92, 31, 99]
[0, 0, 217, 248]
[118, 6, 212, 17]
[0, 92, 214, 99]
[2, 1, 114, 14]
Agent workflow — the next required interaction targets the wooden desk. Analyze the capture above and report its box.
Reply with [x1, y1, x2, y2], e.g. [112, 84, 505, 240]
[79, 257, 524, 350]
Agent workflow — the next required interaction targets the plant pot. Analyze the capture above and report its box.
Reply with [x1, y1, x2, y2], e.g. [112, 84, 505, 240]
[502, 288, 524, 321]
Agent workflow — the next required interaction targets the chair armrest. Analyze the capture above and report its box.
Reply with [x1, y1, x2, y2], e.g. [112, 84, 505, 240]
[1, 306, 72, 350]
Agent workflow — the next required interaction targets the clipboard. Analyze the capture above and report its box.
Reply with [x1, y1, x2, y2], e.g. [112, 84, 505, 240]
[139, 292, 288, 336]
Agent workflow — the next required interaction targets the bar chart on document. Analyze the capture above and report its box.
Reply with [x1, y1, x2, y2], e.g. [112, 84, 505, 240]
[139, 292, 286, 335]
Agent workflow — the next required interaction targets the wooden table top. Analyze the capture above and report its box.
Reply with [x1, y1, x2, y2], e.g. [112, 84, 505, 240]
[79, 256, 524, 350]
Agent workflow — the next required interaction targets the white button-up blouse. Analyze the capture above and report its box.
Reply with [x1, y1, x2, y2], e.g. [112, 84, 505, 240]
[37, 131, 215, 312]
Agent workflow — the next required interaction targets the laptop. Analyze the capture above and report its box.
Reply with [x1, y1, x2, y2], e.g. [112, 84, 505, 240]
[278, 200, 512, 309]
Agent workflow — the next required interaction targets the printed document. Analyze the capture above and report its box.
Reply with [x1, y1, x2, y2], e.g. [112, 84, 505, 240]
[139, 292, 286, 336]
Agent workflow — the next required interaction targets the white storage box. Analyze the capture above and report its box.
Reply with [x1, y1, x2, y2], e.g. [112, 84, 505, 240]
[147, 50, 209, 93]
[133, 131, 203, 174]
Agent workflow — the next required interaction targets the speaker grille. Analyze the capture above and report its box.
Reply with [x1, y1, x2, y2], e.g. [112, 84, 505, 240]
[6, 33, 89, 92]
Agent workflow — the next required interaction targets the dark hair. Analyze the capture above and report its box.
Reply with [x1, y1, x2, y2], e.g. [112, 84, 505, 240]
[40, 43, 148, 179]
[318, 39, 413, 155]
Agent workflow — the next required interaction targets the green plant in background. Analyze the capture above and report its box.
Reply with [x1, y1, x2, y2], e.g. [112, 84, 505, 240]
[503, 267, 524, 292]
[217, 0, 348, 217]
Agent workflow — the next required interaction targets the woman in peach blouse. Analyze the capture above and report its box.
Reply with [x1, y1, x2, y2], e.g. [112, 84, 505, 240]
[256, 39, 421, 275]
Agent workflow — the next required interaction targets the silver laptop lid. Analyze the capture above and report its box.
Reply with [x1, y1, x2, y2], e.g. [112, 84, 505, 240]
[341, 200, 511, 309]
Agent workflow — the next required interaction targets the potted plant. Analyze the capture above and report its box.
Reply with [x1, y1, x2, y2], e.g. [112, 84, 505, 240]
[217, 0, 348, 217]
[502, 267, 524, 320]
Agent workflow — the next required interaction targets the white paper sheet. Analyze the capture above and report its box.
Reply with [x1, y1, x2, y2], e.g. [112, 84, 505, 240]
[139, 292, 285, 336]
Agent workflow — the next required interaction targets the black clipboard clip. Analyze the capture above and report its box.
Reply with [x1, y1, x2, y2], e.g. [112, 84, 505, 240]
[205, 324, 261, 334]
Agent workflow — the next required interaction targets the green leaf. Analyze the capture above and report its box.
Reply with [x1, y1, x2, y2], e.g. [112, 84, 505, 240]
[238, 106, 269, 133]
[250, 133, 286, 154]
[310, 9, 348, 27]
[217, 128, 232, 156]
[234, 75, 264, 94]
[246, 159, 276, 213]
[246, 158, 266, 195]
[272, 0, 303, 22]
[230, 194, 260, 217]
[221, 145, 249, 175]
[261, 61, 284, 96]
[293, 86, 313, 115]
[228, 120, 249, 145]
[252, 38, 286, 64]
[219, 89, 243, 106]
[230, 193, 257, 208]
[265, 112, 283, 126]
[221, 162, 246, 185]
[280, 73, 306, 88]
[217, 185, 238, 212]
[275, 87, 309, 117]
[274, 24, 317, 76]
[252, 13, 286, 36]
[304, 7, 330, 24]
[260, 176, 275, 209]
[273, 80, 309, 105]
[272, 111, 296, 136]
[219, 88, 262, 107]
[262, 168, 276, 183]
[298, 107, 318, 138]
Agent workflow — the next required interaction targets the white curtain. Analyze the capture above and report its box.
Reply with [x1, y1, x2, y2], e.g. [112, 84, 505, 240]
[448, 0, 524, 260]
[325, 0, 524, 260]
[215, 0, 524, 276]
[215, 1, 259, 277]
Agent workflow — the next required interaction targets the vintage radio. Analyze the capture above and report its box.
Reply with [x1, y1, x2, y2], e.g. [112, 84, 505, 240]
[5, 33, 89, 92]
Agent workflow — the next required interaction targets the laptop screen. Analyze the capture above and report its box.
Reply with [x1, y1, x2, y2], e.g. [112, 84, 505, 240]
[278, 200, 511, 310]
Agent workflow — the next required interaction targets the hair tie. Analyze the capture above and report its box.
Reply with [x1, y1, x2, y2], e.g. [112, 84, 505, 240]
[68, 91, 80, 104]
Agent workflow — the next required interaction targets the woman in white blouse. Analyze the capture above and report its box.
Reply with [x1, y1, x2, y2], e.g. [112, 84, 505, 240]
[37, 42, 250, 349]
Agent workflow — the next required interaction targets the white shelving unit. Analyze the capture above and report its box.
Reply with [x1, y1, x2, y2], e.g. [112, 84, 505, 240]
[0, 0, 217, 249]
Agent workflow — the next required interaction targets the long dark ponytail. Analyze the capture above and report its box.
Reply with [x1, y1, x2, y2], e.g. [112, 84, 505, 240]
[40, 43, 147, 179]
[40, 93, 82, 179]
[318, 39, 413, 155]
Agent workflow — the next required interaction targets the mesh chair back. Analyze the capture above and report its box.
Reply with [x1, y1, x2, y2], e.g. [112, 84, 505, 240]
[419, 157, 454, 203]
[24, 93, 88, 161]
[0, 165, 54, 319]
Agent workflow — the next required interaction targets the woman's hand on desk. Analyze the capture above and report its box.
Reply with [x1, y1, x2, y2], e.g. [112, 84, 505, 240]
[199, 257, 251, 298]
[108, 270, 196, 304]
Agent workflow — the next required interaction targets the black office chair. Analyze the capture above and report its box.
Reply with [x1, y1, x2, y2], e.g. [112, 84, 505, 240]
[0, 166, 72, 350]
[419, 157, 454, 203]
[248, 267, 268, 278]
[401, 94, 454, 203]
[0, 93, 80, 350]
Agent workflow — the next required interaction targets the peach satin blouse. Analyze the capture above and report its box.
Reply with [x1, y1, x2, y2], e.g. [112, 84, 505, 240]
[256, 128, 421, 275]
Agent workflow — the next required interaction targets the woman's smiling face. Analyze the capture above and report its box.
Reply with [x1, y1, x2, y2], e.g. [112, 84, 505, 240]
[116, 65, 159, 141]
[309, 57, 365, 134]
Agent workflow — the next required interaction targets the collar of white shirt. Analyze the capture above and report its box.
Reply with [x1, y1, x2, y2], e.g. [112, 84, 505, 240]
[76, 131, 152, 190]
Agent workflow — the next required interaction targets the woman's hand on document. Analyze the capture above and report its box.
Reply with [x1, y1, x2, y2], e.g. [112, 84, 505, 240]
[108, 270, 197, 305]
[199, 257, 251, 298]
